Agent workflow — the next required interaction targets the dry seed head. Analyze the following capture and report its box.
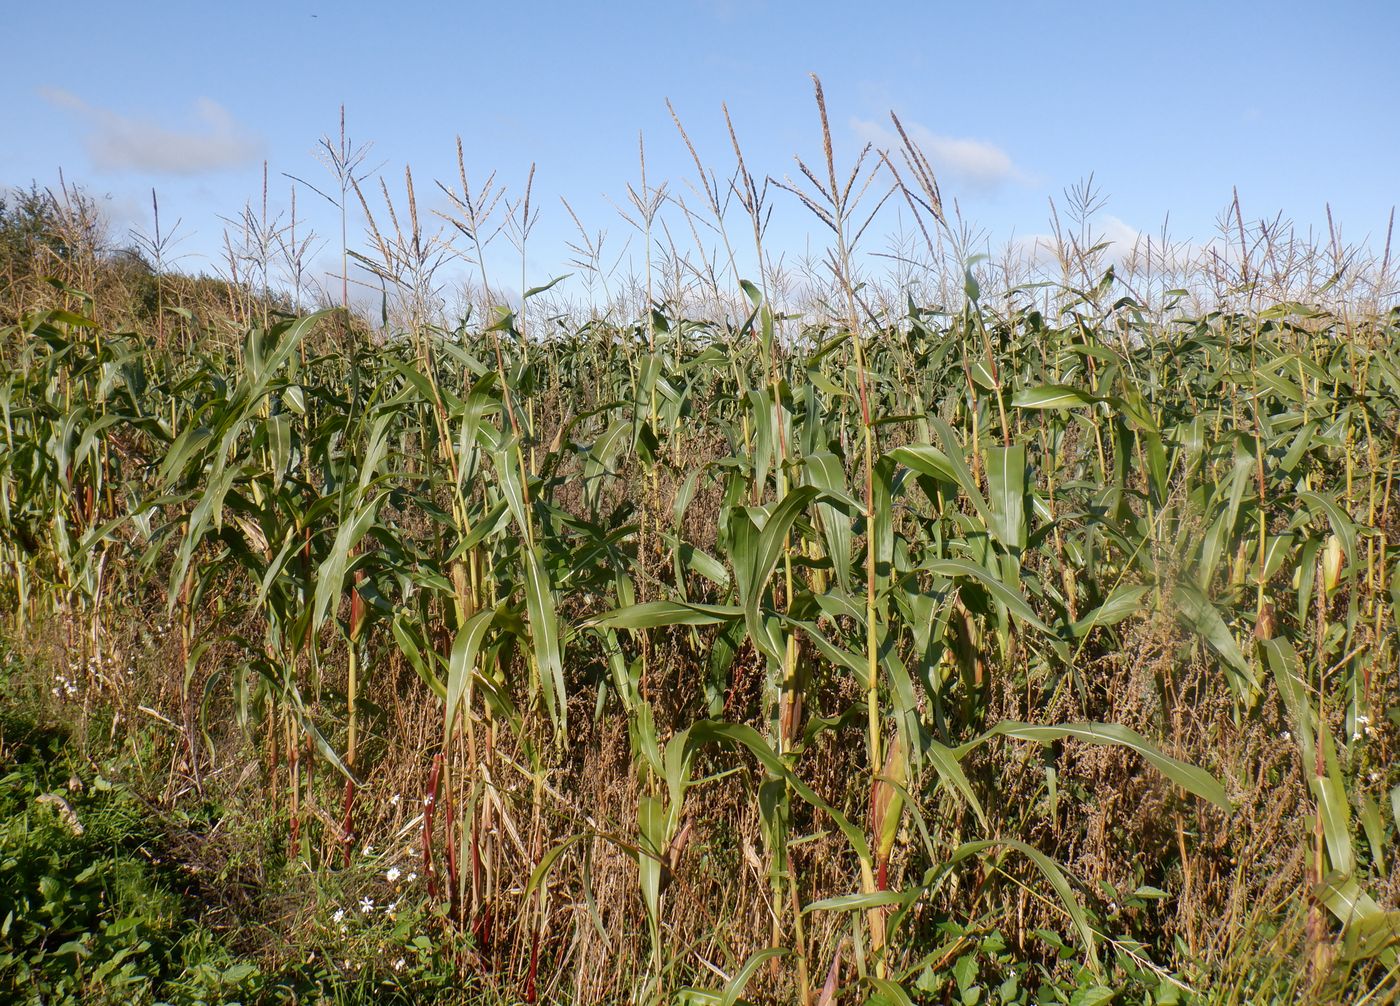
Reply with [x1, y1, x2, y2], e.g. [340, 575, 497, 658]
[810, 74, 838, 207]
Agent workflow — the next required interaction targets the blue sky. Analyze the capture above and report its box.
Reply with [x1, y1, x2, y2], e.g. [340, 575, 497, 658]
[5, 0, 1397, 300]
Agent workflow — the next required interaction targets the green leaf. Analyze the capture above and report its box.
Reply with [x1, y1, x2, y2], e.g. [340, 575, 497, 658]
[445, 609, 495, 727]
[721, 948, 787, 1006]
[866, 977, 918, 1005]
[924, 559, 1050, 634]
[586, 600, 741, 630]
[984, 443, 1027, 550]
[524, 274, 571, 299]
[805, 451, 854, 590]
[949, 839, 1100, 971]
[523, 548, 567, 735]
[1009, 385, 1097, 410]
[803, 889, 914, 914]
[968, 722, 1230, 811]
[689, 721, 871, 862]
[1297, 489, 1357, 567]
[1068, 987, 1118, 1006]
[1172, 583, 1258, 698]
[1071, 584, 1151, 636]
[926, 739, 989, 828]
[521, 833, 586, 907]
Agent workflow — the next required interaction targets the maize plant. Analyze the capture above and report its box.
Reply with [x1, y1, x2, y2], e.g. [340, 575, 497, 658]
[3, 92, 1398, 1004]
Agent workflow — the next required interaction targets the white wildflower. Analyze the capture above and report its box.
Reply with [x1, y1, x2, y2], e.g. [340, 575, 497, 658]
[386, 866, 401, 883]
[332, 908, 345, 923]
[359, 897, 374, 914]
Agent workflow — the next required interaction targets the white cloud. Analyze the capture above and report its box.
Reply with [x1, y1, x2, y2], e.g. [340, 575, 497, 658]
[852, 116, 1028, 191]
[1099, 214, 1144, 258]
[40, 88, 264, 175]
[1014, 215, 1150, 264]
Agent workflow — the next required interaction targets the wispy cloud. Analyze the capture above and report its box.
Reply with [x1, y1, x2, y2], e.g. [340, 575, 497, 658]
[40, 88, 264, 175]
[1099, 215, 1145, 256]
[1013, 214, 1164, 267]
[851, 116, 1029, 191]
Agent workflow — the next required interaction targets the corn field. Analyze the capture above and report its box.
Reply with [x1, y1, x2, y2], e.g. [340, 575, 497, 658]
[2, 85, 1399, 1005]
